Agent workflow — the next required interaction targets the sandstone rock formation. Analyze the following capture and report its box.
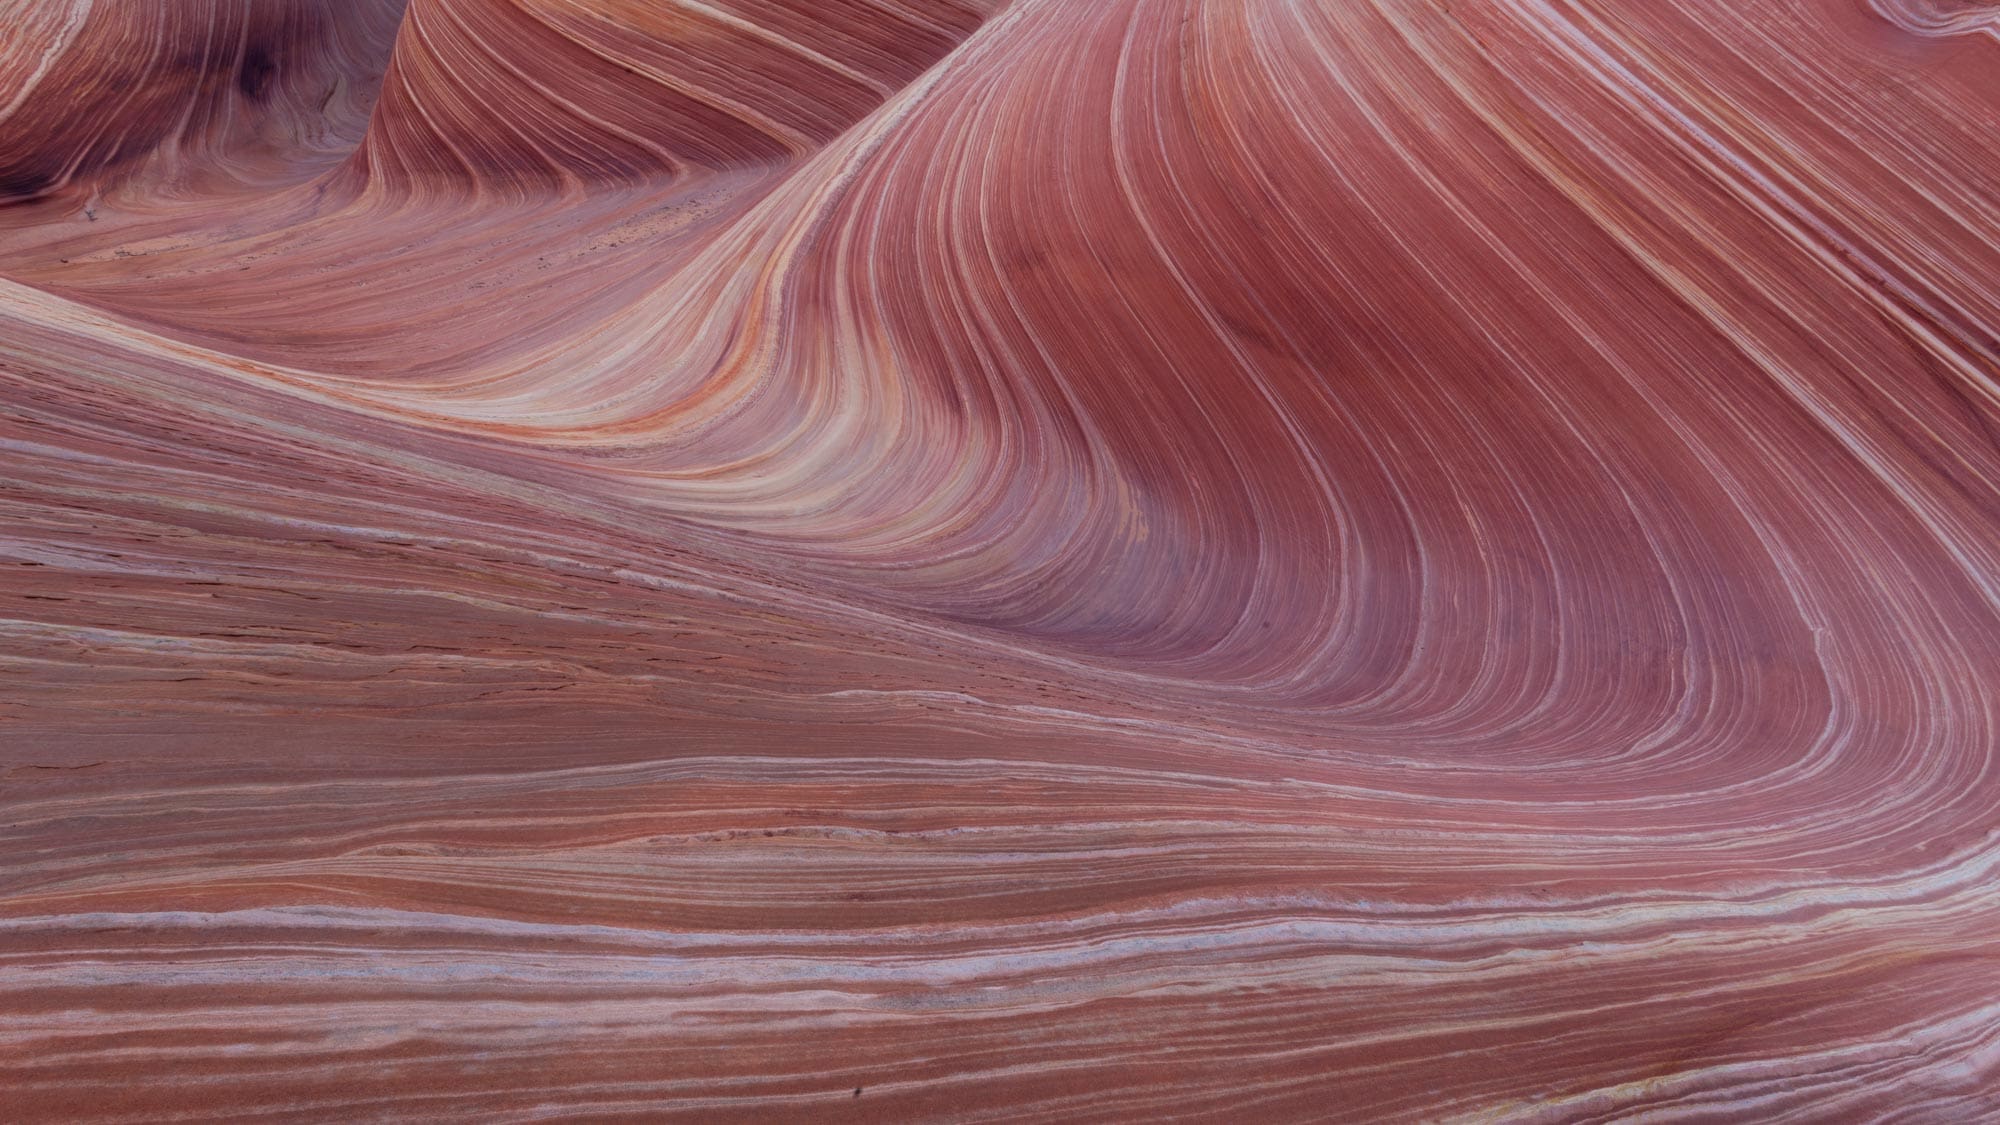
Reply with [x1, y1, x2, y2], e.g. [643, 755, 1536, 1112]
[5, 0, 2000, 1118]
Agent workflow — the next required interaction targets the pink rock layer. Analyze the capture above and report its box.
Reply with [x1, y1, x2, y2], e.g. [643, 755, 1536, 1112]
[5, 0, 2000, 1119]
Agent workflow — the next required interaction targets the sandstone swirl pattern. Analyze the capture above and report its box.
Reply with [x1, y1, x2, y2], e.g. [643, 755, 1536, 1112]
[5, 0, 2000, 1120]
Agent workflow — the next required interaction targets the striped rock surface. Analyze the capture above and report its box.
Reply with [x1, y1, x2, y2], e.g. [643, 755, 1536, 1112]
[6, 0, 2000, 1119]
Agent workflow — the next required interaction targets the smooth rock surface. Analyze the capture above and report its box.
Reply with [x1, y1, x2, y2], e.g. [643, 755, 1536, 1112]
[5, 0, 2000, 1119]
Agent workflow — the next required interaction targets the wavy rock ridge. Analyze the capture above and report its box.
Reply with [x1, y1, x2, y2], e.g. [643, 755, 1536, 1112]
[6, 0, 2000, 1119]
